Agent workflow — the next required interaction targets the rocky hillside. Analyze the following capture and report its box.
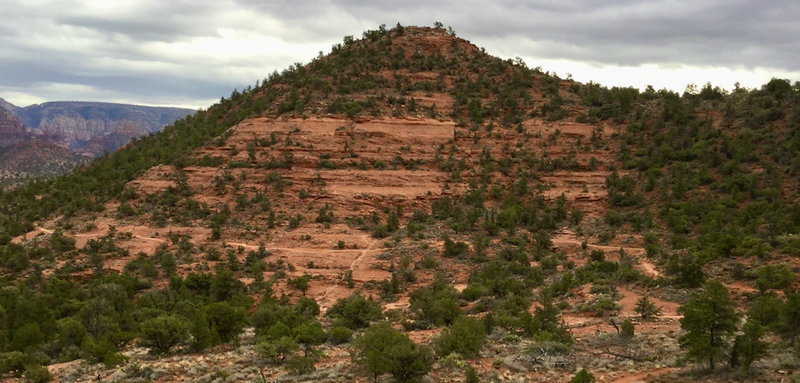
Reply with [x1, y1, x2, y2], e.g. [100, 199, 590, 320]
[0, 140, 89, 189]
[0, 25, 799, 383]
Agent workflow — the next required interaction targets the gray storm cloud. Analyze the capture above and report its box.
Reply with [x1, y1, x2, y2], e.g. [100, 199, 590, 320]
[1, 0, 798, 108]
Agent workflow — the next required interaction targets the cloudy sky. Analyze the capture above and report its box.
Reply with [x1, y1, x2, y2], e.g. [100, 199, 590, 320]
[2, 0, 799, 109]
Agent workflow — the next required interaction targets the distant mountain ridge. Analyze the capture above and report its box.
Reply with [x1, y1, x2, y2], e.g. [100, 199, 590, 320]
[0, 97, 195, 187]
[1, 99, 195, 155]
[0, 97, 19, 114]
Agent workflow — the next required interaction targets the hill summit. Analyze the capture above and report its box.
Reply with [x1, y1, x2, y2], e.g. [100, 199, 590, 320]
[1, 24, 799, 382]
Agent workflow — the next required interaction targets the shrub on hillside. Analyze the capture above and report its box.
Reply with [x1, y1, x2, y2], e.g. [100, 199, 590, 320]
[138, 315, 189, 354]
[435, 317, 487, 357]
[326, 293, 383, 329]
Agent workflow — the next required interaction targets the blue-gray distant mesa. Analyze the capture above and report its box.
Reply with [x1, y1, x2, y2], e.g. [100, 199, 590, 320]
[1, 0, 798, 108]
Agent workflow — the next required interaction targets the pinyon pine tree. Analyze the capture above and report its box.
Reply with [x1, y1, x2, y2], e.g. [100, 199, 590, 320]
[677, 280, 740, 370]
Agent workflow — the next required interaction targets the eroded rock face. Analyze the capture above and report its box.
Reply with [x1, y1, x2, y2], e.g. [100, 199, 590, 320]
[0, 106, 27, 147]
[0, 97, 19, 113]
[15, 101, 194, 155]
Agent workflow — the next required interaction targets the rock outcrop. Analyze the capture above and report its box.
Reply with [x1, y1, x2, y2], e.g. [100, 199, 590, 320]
[0, 104, 27, 147]
[14, 101, 195, 155]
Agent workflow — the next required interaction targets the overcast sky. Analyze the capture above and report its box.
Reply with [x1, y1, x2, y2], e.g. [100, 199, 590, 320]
[2, 0, 799, 109]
